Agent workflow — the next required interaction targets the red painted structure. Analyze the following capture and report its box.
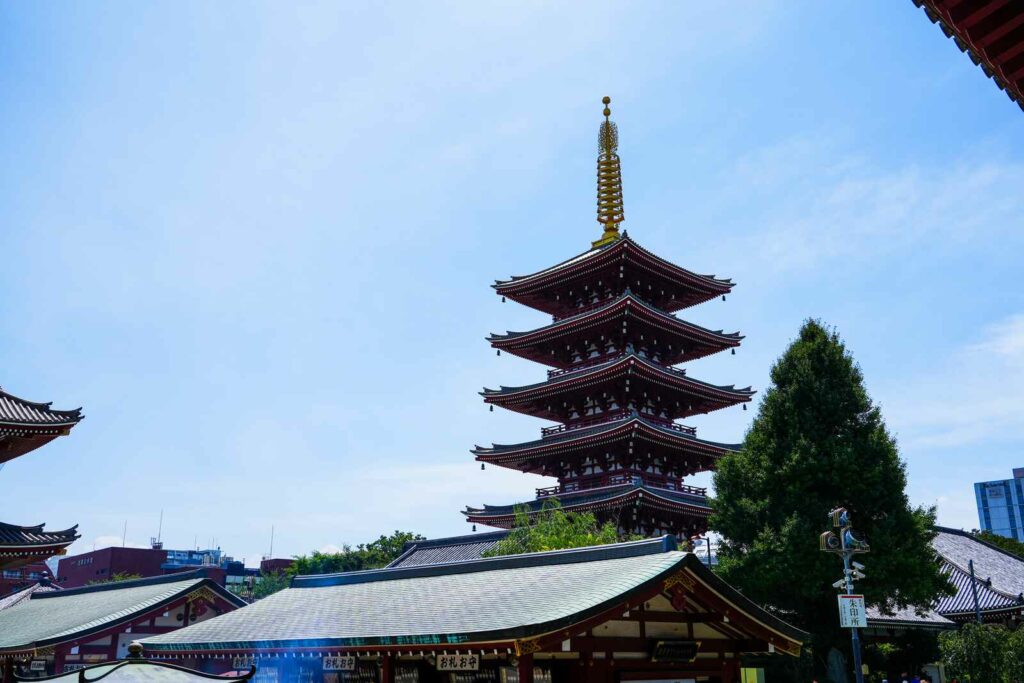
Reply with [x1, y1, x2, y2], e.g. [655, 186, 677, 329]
[465, 102, 752, 538]
[912, 0, 1024, 111]
[56, 547, 167, 588]
[0, 562, 50, 597]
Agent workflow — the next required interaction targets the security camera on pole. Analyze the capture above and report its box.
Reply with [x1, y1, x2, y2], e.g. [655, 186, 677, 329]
[820, 507, 869, 683]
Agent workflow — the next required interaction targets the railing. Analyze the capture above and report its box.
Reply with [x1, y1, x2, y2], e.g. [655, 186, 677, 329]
[536, 472, 707, 499]
[551, 294, 619, 322]
[546, 351, 686, 380]
[540, 411, 696, 438]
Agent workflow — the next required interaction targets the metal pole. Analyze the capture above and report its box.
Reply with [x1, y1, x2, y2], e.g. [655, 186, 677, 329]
[968, 559, 983, 624]
[843, 550, 865, 683]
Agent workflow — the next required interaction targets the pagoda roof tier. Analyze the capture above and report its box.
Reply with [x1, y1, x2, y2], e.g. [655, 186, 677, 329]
[0, 522, 80, 571]
[488, 291, 742, 368]
[474, 415, 737, 477]
[464, 482, 711, 534]
[0, 387, 83, 465]
[493, 234, 733, 317]
[482, 353, 753, 422]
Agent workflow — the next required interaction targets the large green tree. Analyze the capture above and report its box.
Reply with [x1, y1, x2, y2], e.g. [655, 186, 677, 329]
[710, 320, 952, 675]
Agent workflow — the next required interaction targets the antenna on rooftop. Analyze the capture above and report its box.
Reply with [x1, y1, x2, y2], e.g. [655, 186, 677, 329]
[157, 509, 163, 543]
[122, 520, 127, 548]
[269, 525, 275, 558]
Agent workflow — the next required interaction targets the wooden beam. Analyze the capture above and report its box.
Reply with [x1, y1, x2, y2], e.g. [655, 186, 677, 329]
[618, 611, 722, 624]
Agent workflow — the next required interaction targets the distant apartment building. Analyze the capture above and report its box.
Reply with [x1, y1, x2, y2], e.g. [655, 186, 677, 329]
[975, 467, 1024, 542]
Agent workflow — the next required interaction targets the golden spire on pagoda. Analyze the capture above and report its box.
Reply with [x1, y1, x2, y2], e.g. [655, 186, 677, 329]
[592, 96, 624, 248]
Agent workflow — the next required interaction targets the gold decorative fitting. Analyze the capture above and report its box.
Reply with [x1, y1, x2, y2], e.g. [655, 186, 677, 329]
[592, 96, 624, 249]
[663, 570, 697, 592]
[187, 587, 219, 604]
[514, 637, 543, 656]
[775, 640, 802, 657]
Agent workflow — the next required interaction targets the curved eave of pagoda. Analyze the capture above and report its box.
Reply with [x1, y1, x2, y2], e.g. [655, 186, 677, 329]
[464, 484, 711, 527]
[493, 234, 733, 314]
[488, 292, 742, 368]
[481, 354, 754, 418]
[0, 388, 84, 427]
[0, 522, 80, 569]
[473, 415, 738, 462]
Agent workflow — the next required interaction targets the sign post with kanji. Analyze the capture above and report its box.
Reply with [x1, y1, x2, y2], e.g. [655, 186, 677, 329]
[837, 594, 867, 628]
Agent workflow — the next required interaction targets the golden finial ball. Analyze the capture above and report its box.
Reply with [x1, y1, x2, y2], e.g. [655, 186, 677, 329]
[602, 96, 611, 104]
[603, 108, 611, 117]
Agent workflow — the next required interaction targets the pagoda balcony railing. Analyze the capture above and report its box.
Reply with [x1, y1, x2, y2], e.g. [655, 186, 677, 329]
[546, 351, 679, 380]
[540, 410, 696, 438]
[536, 472, 707, 499]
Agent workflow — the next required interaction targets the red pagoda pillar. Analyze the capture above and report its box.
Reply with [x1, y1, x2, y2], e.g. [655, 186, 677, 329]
[465, 98, 752, 539]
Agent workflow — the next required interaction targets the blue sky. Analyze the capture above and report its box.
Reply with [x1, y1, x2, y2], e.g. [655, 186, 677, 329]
[2, 2, 1022, 566]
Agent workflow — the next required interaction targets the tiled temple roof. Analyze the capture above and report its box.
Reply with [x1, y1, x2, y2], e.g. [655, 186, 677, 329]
[473, 415, 739, 457]
[0, 571, 244, 653]
[481, 354, 753, 402]
[932, 527, 1024, 618]
[142, 537, 807, 651]
[0, 388, 83, 430]
[0, 582, 61, 612]
[494, 235, 732, 292]
[0, 522, 79, 548]
[387, 531, 511, 568]
[465, 481, 710, 519]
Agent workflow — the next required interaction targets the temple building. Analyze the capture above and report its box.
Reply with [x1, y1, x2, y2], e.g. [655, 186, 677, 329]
[0, 570, 245, 682]
[466, 99, 751, 539]
[0, 387, 83, 577]
[140, 537, 806, 683]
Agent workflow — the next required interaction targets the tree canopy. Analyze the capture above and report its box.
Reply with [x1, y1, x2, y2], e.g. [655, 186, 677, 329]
[939, 622, 1024, 682]
[482, 499, 633, 557]
[710, 320, 952, 671]
[290, 530, 424, 575]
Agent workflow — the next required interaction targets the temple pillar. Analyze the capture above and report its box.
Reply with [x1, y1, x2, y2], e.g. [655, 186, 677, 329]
[517, 653, 533, 683]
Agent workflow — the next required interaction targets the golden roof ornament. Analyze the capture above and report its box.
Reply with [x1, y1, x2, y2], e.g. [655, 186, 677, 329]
[592, 96, 625, 248]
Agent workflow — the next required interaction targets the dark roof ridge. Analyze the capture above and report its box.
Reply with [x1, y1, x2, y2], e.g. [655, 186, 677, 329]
[402, 530, 511, 551]
[0, 388, 83, 418]
[294, 536, 678, 588]
[474, 415, 741, 454]
[482, 353, 755, 397]
[31, 569, 212, 600]
[487, 291, 743, 342]
[935, 526, 1024, 563]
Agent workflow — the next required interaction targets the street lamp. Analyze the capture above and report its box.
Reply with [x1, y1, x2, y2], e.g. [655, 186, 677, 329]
[820, 507, 869, 683]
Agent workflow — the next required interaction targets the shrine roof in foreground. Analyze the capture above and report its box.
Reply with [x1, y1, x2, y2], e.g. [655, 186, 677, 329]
[0, 571, 244, 654]
[142, 537, 807, 652]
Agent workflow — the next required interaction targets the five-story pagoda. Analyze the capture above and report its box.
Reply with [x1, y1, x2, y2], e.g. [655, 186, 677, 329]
[465, 98, 752, 539]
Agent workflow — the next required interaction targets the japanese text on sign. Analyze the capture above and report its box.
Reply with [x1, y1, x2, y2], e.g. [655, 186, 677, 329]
[436, 654, 479, 671]
[322, 656, 357, 671]
[837, 594, 866, 628]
